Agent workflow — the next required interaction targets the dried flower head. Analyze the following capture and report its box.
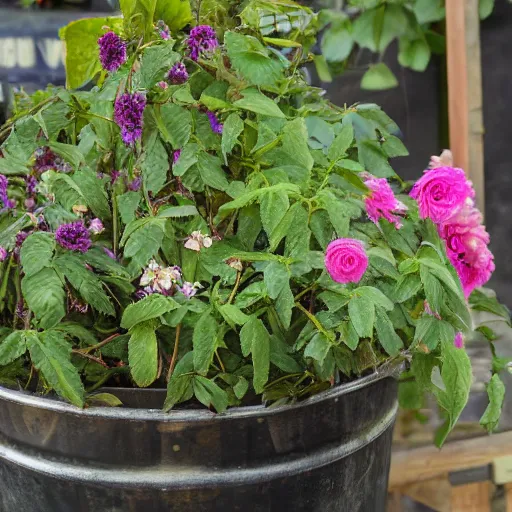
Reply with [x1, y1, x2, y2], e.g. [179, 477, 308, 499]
[184, 231, 213, 252]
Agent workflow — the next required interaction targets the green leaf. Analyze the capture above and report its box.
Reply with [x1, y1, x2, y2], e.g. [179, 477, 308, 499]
[480, 374, 505, 432]
[420, 265, 444, 316]
[433, 338, 472, 447]
[260, 189, 289, 241]
[27, 330, 84, 407]
[120, 0, 156, 40]
[356, 286, 394, 311]
[138, 43, 179, 89]
[374, 307, 403, 356]
[157, 205, 199, 218]
[321, 20, 354, 63]
[117, 191, 141, 224]
[348, 295, 375, 338]
[61, 16, 122, 89]
[86, 393, 123, 407]
[73, 168, 111, 219]
[48, 142, 84, 171]
[398, 37, 431, 72]
[479, 0, 495, 20]
[193, 376, 228, 413]
[221, 113, 244, 164]
[239, 316, 270, 393]
[141, 133, 169, 194]
[193, 312, 219, 375]
[218, 304, 250, 327]
[54, 254, 115, 317]
[197, 152, 229, 191]
[361, 63, 398, 91]
[225, 31, 287, 87]
[20, 232, 55, 276]
[121, 294, 179, 330]
[338, 321, 360, 351]
[414, 0, 445, 23]
[263, 261, 289, 300]
[358, 140, 395, 178]
[122, 218, 166, 267]
[269, 335, 302, 373]
[22, 267, 65, 329]
[393, 275, 422, 303]
[304, 332, 331, 364]
[275, 282, 294, 330]
[233, 88, 285, 118]
[328, 123, 354, 162]
[158, 103, 192, 149]
[164, 352, 194, 411]
[313, 54, 333, 83]
[128, 321, 158, 387]
[0, 331, 28, 366]
[154, 0, 193, 31]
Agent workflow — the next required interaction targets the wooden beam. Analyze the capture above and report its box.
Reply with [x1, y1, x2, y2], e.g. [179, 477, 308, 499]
[389, 431, 512, 489]
[450, 481, 491, 512]
[445, 0, 485, 212]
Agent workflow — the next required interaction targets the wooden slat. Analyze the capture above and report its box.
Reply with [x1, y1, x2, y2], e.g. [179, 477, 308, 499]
[400, 476, 451, 512]
[390, 431, 512, 489]
[505, 483, 512, 512]
[445, 0, 485, 212]
[450, 481, 491, 512]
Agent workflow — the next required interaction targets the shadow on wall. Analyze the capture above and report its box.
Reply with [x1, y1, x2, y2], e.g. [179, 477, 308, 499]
[481, 0, 512, 308]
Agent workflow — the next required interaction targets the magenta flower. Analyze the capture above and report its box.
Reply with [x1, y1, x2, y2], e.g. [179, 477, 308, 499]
[15, 232, 28, 248]
[55, 221, 91, 253]
[206, 111, 223, 134]
[454, 332, 464, 349]
[114, 93, 146, 146]
[173, 149, 182, 164]
[167, 62, 189, 84]
[438, 203, 494, 298]
[187, 25, 218, 61]
[364, 177, 407, 229]
[0, 175, 14, 209]
[98, 31, 127, 73]
[0, 247, 8, 262]
[410, 166, 474, 223]
[158, 81, 168, 90]
[325, 238, 368, 284]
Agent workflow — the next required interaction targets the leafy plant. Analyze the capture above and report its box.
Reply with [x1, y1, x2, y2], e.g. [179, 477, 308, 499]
[0, 0, 507, 446]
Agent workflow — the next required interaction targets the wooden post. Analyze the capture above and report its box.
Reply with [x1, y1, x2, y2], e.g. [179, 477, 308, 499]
[445, 0, 485, 212]
[450, 482, 491, 512]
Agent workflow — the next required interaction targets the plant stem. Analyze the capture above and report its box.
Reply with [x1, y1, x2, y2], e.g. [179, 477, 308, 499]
[72, 349, 109, 368]
[215, 350, 226, 373]
[112, 194, 119, 255]
[294, 284, 316, 301]
[81, 333, 121, 354]
[295, 302, 330, 338]
[167, 324, 181, 382]
[227, 271, 242, 304]
[24, 365, 35, 390]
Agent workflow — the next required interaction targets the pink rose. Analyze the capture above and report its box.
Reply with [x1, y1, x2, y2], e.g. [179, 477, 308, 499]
[325, 238, 368, 284]
[364, 177, 407, 229]
[410, 166, 474, 223]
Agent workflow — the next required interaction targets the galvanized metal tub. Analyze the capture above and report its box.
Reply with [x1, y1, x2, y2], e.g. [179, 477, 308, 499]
[0, 371, 398, 511]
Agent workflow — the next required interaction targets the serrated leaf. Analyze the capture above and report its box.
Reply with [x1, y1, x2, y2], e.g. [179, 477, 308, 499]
[0, 331, 28, 366]
[138, 43, 180, 89]
[73, 167, 111, 219]
[480, 373, 505, 433]
[117, 191, 141, 224]
[358, 140, 395, 178]
[20, 232, 55, 276]
[128, 321, 158, 387]
[263, 261, 289, 300]
[221, 113, 244, 164]
[304, 332, 331, 364]
[361, 63, 398, 91]
[239, 316, 270, 393]
[233, 88, 285, 118]
[22, 267, 65, 329]
[338, 321, 360, 351]
[348, 295, 375, 338]
[197, 152, 229, 191]
[158, 103, 192, 148]
[157, 205, 199, 218]
[393, 274, 422, 303]
[356, 286, 394, 311]
[374, 307, 403, 356]
[275, 282, 294, 329]
[420, 265, 444, 316]
[218, 304, 250, 327]
[54, 254, 115, 317]
[27, 330, 84, 407]
[413, 316, 454, 352]
[398, 37, 431, 72]
[141, 132, 169, 194]
[122, 218, 166, 268]
[48, 141, 84, 171]
[193, 312, 218, 375]
[321, 20, 353, 62]
[164, 351, 194, 411]
[86, 393, 123, 407]
[121, 294, 179, 330]
[328, 123, 354, 162]
[225, 31, 287, 86]
[433, 338, 472, 447]
[193, 375, 228, 413]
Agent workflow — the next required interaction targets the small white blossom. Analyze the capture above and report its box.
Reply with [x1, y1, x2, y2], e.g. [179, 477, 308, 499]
[184, 230, 213, 251]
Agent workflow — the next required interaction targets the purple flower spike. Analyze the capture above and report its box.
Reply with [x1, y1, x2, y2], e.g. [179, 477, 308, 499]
[168, 62, 189, 85]
[0, 247, 8, 262]
[0, 175, 14, 209]
[98, 31, 127, 73]
[187, 25, 218, 61]
[128, 176, 142, 191]
[173, 149, 181, 164]
[114, 93, 146, 146]
[25, 175, 37, 196]
[207, 111, 223, 134]
[55, 221, 91, 253]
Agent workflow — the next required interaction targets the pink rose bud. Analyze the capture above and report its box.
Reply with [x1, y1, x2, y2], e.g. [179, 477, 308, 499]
[410, 166, 474, 223]
[325, 238, 368, 284]
[89, 218, 104, 235]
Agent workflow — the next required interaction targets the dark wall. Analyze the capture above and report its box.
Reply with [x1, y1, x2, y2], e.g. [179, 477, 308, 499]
[481, 0, 512, 306]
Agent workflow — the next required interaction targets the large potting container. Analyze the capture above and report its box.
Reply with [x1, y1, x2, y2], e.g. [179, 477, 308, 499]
[0, 371, 398, 511]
